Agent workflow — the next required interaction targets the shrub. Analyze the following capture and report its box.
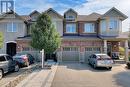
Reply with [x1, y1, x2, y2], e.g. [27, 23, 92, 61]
[126, 62, 130, 69]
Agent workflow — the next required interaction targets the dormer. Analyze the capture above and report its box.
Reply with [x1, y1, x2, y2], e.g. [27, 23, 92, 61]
[99, 7, 128, 36]
[29, 10, 40, 22]
[44, 8, 63, 36]
[64, 8, 77, 21]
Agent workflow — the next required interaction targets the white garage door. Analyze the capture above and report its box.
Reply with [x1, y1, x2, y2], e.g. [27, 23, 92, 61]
[85, 47, 101, 62]
[62, 47, 79, 62]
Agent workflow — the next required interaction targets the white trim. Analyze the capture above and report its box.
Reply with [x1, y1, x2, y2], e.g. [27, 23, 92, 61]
[6, 41, 17, 43]
[62, 46, 80, 62]
[84, 23, 95, 33]
[66, 24, 76, 33]
[7, 22, 18, 33]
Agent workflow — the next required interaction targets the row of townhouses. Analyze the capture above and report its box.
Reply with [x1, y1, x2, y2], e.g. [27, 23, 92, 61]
[0, 7, 129, 62]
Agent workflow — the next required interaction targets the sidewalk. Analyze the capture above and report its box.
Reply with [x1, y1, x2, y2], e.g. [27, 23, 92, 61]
[16, 62, 58, 87]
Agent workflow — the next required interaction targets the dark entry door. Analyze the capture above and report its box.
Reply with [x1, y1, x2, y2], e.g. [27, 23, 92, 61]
[107, 43, 112, 57]
[6, 42, 16, 56]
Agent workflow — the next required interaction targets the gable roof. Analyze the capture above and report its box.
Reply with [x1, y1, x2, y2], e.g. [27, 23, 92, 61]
[21, 15, 31, 21]
[0, 10, 28, 22]
[29, 10, 40, 16]
[102, 7, 128, 20]
[44, 8, 63, 19]
[77, 12, 101, 21]
[64, 8, 77, 15]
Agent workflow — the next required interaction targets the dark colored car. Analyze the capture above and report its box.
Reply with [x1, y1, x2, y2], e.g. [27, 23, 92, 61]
[0, 54, 19, 79]
[111, 53, 119, 60]
[13, 53, 35, 67]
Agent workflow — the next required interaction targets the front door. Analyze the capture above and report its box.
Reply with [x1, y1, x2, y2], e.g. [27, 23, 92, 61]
[107, 42, 112, 57]
[6, 42, 16, 56]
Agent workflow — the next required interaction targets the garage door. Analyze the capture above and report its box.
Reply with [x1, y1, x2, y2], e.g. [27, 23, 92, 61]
[85, 47, 101, 62]
[62, 47, 79, 62]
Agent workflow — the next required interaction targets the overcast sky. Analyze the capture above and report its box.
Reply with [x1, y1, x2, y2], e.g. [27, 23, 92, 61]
[15, 0, 130, 32]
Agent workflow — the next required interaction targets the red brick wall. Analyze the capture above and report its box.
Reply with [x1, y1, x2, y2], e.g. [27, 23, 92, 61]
[61, 40, 103, 47]
[16, 40, 31, 52]
[78, 22, 84, 34]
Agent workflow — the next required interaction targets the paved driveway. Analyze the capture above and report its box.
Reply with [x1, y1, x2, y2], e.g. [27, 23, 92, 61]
[51, 62, 130, 87]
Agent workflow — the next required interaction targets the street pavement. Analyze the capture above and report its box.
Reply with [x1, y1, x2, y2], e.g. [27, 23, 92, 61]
[51, 62, 130, 87]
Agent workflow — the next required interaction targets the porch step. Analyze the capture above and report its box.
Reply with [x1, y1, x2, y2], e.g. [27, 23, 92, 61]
[113, 60, 126, 64]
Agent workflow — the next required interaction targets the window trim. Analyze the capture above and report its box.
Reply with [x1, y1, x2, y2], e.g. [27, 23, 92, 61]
[66, 15, 75, 20]
[65, 24, 77, 33]
[7, 22, 17, 32]
[63, 47, 79, 51]
[84, 23, 96, 33]
[109, 18, 118, 30]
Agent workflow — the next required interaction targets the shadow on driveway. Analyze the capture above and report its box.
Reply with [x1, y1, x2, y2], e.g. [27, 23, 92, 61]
[113, 70, 130, 87]
[59, 62, 111, 72]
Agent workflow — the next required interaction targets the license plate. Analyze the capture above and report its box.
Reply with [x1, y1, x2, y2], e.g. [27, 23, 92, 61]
[104, 60, 111, 64]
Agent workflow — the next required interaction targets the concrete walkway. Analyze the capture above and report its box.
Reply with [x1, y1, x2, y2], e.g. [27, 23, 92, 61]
[16, 63, 58, 87]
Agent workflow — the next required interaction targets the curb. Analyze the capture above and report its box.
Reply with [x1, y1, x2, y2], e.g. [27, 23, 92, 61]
[43, 63, 59, 87]
[2, 63, 39, 87]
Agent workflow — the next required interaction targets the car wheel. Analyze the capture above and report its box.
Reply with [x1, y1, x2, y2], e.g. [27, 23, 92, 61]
[88, 60, 90, 65]
[0, 69, 3, 80]
[108, 67, 112, 70]
[93, 63, 97, 69]
[14, 65, 19, 72]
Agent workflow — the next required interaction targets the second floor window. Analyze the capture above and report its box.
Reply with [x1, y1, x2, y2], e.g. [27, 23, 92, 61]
[109, 18, 118, 29]
[84, 23, 95, 33]
[66, 16, 75, 20]
[7, 22, 17, 32]
[66, 24, 76, 33]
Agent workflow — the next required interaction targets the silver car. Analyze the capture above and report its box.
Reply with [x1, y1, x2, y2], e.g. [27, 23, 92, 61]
[88, 54, 113, 70]
[0, 54, 19, 79]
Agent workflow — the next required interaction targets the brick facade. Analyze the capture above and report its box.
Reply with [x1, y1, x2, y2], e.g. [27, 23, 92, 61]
[16, 40, 31, 52]
[61, 40, 103, 52]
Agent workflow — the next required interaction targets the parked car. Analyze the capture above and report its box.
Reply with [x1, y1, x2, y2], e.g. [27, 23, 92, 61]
[88, 54, 113, 70]
[0, 54, 19, 79]
[111, 53, 119, 60]
[13, 53, 34, 67]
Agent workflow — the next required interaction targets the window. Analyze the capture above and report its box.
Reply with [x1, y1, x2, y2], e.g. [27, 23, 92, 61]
[85, 47, 100, 52]
[66, 16, 75, 19]
[109, 18, 118, 29]
[66, 24, 76, 33]
[6, 56, 13, 60]
[93, 47, 100, 51]
[101, 20, 106, 32]
[63, 47, 78, 51]
[32, 16, 37, 21]
[7, 22, 17, 32]
[85, 47, 93, 51]
[93, 55, 96, 58]
[23, 47, 30, 51]
[63, 47, 70, 51]
[71, 47, 78, 51]
[0, 56, 6, 62]
[84, 23, 95, 33]
[53, 21, 57, 29]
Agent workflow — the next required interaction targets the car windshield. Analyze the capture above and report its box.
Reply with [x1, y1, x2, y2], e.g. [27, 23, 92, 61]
[97, 54, 110, 59]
